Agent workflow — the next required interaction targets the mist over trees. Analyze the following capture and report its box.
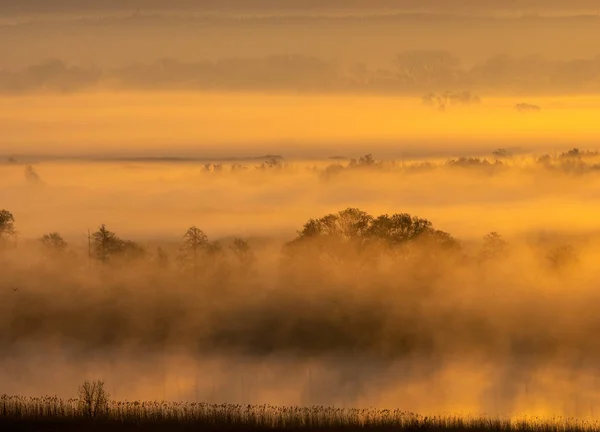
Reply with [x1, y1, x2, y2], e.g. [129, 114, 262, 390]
[0, 202, 589, 369]
[184, 148, 600, 178]
[6, 52, 600, 95]
[0, 201, 576, 282]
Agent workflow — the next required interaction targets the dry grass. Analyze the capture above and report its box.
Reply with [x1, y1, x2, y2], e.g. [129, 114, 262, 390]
[1, 394, 600, 432]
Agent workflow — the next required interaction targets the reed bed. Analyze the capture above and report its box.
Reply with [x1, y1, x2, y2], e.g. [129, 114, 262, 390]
[2, 395, 600, 432]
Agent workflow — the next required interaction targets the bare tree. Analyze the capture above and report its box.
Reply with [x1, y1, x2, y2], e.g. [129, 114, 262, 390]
[77, 380, 109, 418]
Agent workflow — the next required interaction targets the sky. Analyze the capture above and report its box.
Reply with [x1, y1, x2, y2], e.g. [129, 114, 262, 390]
[2, 0, 600, 14]
[2, 0, 600, 158]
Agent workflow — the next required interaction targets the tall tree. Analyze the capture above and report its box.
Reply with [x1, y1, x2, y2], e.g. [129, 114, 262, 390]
[181, 226, 208, 277]
[91, 224, 121, 263]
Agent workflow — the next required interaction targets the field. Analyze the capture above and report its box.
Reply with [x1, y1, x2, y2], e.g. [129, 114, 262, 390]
[3, 394, 600, 432]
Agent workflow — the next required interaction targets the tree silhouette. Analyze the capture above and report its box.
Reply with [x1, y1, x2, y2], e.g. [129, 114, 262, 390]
[180, 226, 209, 277]
[0, 209, 16, 245]
[368, 213, 433, 245]
[288, 208, 459, 268]
[515, 103, 541, 112]
[481, 232, 507, 260]
[91, 224, 121, 263]
[298, 208, 373, 241]
[90, 225, 144, 263]
[422, 91, 480, 111]
[25, 165, 43, 184]
[349, 154, 378, 168]
[396, 50, 460, 87]
[117, 239, 146, 261]
[256, 158, 281, 171]
[78, 380, 109, 418]
[492, 148, 512, 160]
[156, 246, 169, 269]
[560, 148, 581, 159]
[206, 240, 224, 262]
[547, 244, 579, 271]
[230, 238, 256, 275]
[40, 232, 68, 256]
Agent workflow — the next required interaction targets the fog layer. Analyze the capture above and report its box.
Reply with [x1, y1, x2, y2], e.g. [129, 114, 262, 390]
[2, 155, 600, 418]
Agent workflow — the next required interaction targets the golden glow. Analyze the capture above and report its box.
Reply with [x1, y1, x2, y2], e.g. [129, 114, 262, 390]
[3, 92, 600, 155]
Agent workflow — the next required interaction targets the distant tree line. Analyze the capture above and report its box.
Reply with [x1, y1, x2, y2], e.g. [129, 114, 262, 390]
[0, 206, 580, 277]
[173, 148, 600, 179]
[7, 51, 600, 95]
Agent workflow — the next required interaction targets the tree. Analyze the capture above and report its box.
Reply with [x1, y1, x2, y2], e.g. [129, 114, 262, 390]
[40, 232, 68, 257]
[422, 91, 480, 111]
[481, 232, 507, 260]
[91, 224, 122, 263]
[547, 244, 578, 271]
[287, 208, 460, 268]
[560, 148, 581, 159]
[25, 165, 43, 184]
[396, 50, 460, 87]
[156, 246, 169, 269]
[515, 103, 541, 112]
[206, 240, 223, 257]
[298, 208, 373, 241]
[117, 239, 146, 261]
[256, 158, 281, 171]
[77, 380, 109, 418]
[230, 238, 256, 274]
[368, 213, 433, 245]
[180, 226, 209, 276]
[349, 154, 378, 168]
[492, 148, 512, 160]
[0, 209, 16, 246]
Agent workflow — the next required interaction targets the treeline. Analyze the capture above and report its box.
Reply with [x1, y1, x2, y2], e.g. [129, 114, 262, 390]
[0, 207, 579, 277]
[0, 215, 256, 277]
[170, 148, 600, 178]
[5, 148, 600, 181]
[8, 51, 600, 95]
[0, 206, 588, 361]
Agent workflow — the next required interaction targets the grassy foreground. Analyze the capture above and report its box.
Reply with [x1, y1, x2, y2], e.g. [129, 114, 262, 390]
[1, 395, 600, 432]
